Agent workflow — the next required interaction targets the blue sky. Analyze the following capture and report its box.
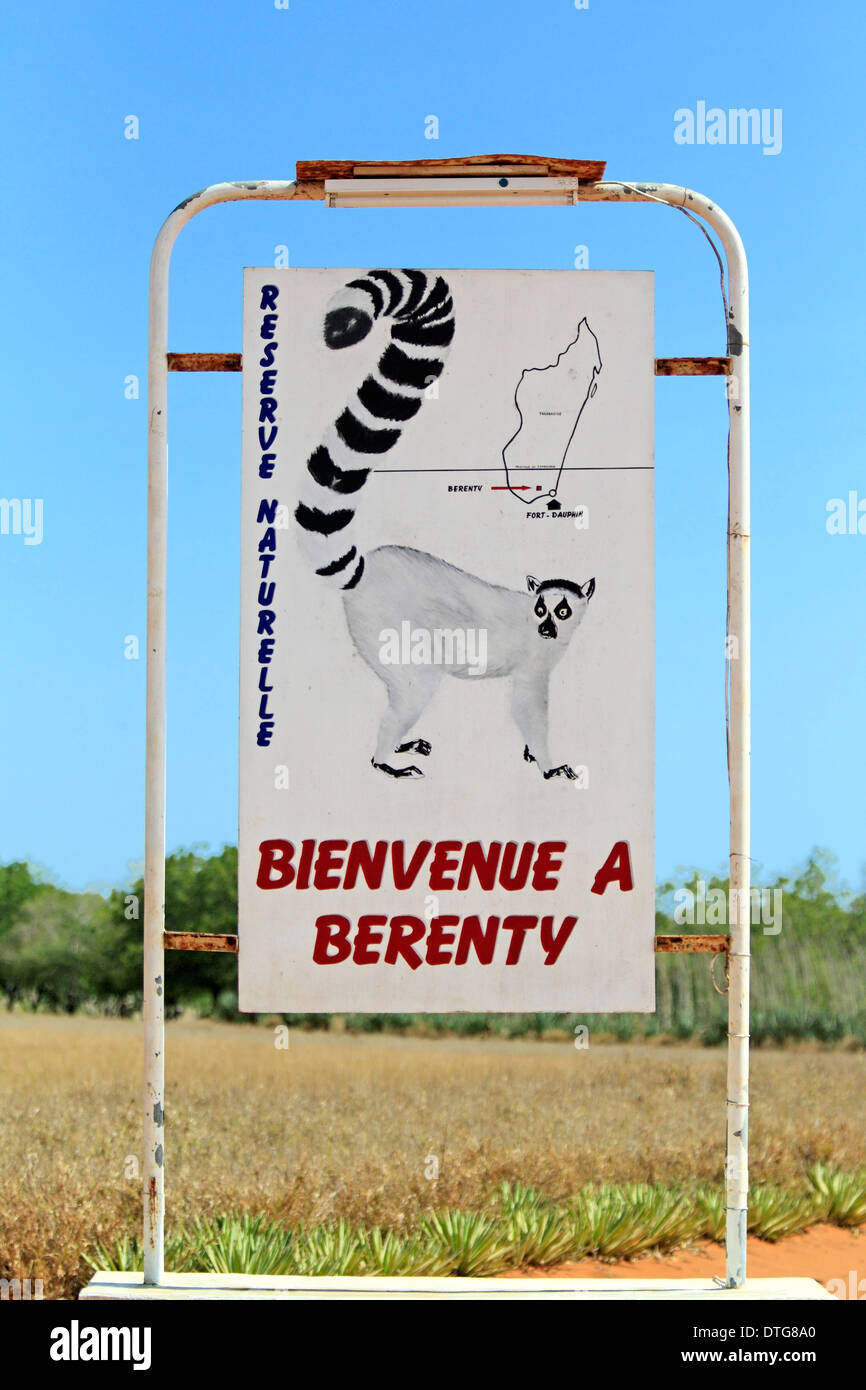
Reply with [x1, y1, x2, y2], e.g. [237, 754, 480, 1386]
[1, 0, 863, 894]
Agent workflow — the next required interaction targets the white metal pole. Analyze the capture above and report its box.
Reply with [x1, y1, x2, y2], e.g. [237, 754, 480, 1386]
[584, 183, 751, 1285]
[143, 179, 312, 1284]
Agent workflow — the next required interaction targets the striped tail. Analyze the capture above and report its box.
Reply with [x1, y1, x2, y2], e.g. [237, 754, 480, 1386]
[295, 269, 455, 590]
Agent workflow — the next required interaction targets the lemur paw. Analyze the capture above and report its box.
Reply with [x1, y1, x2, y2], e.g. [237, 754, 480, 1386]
[523, 745, 537, 764]
[372, 759, 424, 779]
[396, 739, 431, 756]
[543, 764, 578, 781]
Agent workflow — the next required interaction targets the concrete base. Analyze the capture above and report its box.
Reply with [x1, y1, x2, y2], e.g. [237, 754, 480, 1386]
[80, 1271, 834, 1301]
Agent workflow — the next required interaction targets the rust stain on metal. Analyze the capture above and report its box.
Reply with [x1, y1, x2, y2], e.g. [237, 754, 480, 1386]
[655, 934, 730, 954]
[172, 187, 207, 214]
[163, 931, 238, 953]
[298, 154, 606, 182]
[147, 1176, 159, 1244]
[727, 322, 744, 356]
[294, 181, 326, 201]
[654, 357, 731, 377]
[167, 352, 242, 372]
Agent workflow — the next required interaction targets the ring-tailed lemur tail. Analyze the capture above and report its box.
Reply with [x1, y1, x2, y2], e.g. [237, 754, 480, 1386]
[295, 269, 455, 590]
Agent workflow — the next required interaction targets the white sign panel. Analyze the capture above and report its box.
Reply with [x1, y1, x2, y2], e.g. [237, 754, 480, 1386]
[238, 268, 654, 1013]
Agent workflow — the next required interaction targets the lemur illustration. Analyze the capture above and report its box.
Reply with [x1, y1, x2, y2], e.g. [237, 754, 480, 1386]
[295, 269, 595, 780]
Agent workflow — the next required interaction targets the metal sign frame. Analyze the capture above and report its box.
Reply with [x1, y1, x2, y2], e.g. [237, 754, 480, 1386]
[142, 164, 749, 1288]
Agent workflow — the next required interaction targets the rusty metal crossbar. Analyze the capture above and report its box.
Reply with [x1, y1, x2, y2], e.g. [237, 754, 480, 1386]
[164, 931, 238, 952]
[162, 931, 728, 954]
[654, 934, 729, 953]
[654, 356, 731, 376]
[166, 352, 241, 372]
[167, 353, 732, 376]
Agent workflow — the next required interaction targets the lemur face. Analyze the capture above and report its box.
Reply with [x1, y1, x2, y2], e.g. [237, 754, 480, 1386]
[527, 575, 595, 642]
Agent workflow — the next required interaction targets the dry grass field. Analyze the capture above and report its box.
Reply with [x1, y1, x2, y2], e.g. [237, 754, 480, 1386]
[1, 1012, 864, 1297]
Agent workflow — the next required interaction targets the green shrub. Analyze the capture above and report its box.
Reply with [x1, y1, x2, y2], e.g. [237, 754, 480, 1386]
[87, 1170, 866, 1279]
[806, 1164, 866, 1227]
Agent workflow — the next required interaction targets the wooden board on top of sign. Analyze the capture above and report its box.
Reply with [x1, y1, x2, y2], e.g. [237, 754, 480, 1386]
[238, 267, 654, 1013]
[295, 154, 607, 181]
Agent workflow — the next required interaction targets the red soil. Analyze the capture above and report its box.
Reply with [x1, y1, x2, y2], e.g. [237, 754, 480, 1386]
[502, 1225, 864, 1297]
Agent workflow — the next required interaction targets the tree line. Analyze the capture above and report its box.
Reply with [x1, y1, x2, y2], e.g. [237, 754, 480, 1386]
[0, 847, 864, 1040]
